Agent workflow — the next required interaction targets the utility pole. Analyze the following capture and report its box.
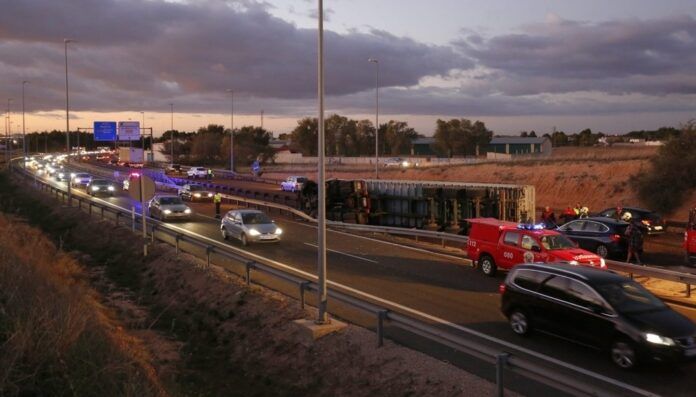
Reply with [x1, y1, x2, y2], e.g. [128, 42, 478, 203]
[169, 103, 174, 166]
[65, 39, 75, 203]
[260, 109, 264, 129]
[316, 0, 328, 325]
[368, 58, 379, 178]
[22, 81, 29, 162]
[226, 89, 234, 172]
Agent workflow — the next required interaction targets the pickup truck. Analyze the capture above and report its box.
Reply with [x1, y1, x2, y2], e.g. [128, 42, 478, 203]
[466, 218, 605, 276]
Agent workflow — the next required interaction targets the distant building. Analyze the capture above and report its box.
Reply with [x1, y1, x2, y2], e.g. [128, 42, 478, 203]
[410, 137, 437, 156]
[487, 136, 552, 158]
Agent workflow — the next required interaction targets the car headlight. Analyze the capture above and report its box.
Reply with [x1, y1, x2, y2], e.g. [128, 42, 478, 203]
[70, 173, 76, 178]
[248, 229, 261, 236]
[402, 161, 410, 167]
[163, 209, 172, 215]
[184, 208, 192, 214]
[207, 193, 213, 197]
[107, 186, 115, 191]
[568, 260, 579, 265]
[645, 333, 675, 346]
[600, 258, 606, 268]
[74, 178, 82, 183]
[275, 228, 283, 235]
[58, 173, 65, 178]
[91, 186, 100, 191]
[194, 193, 201, 198]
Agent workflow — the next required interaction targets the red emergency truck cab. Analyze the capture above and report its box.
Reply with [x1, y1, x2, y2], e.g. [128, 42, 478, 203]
[686, 208, 696, 267]
[466, 218, 606, 277]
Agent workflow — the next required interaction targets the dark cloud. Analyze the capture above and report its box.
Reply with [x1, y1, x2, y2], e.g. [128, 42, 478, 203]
[456, 15, 696, 96]
[0, 0, 466, 113]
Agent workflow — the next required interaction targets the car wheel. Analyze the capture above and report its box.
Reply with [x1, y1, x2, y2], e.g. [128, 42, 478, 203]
[611, 339, 638, 370]
[509, 309, 532, 336]
[479, 255, 497, 277]
[221, 227, 228, 240]
[240, 233, 248, 246]
[596, 244, 609, 258]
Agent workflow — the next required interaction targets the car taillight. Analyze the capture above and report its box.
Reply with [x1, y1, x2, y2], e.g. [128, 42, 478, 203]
[499, 283, 506, 294]
[611, 234, 621, 242]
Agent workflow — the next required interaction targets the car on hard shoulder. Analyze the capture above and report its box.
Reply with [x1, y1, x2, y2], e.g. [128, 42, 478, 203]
[178, 184, 214, 201]
[466, 218, 605, 277]
[70, 173, 93, 189]
[148, 195, 192, 221]
[557, 217, 629, 259]
[686, 207, 696, 267]
[597, 207, 666, 235]
[122, 172, 141, 191]
[87, 179, 116, 197]
[166, 163, 185, 175]
[500, 263, 696, 369]
[187, 166, 209, 179]
[220, 209, 282, 246]
[280, 176, 308, 192]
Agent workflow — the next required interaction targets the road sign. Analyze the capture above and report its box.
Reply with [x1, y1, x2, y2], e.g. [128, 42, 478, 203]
[94, 121, 117, 141]
[118, 121, 141, 141]
[127, 174, 156, 202]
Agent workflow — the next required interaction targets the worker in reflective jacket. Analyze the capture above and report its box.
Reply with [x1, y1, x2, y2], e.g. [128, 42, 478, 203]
[214, 192, 222, 218]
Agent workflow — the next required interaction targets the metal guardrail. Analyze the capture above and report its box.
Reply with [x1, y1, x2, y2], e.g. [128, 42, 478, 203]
[12, 164, 661, 397]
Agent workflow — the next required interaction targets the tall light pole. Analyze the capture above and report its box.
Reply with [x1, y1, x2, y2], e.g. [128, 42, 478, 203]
[316, 0, 328, 325]
[368, 57, 379, 178]
[169, 103, 174, 166]
[260, 109, 264, 129]
[22, 81, 29, 161]
[226, 89, 234, 172]
[64, 39, 75, 158]
[5, 98, 12, 166]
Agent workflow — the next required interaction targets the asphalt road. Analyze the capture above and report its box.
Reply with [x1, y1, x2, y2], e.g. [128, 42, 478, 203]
[29, 165, 696, 396]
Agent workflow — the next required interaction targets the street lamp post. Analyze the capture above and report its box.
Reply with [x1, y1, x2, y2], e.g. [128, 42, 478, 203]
[22, 81, 29, 162]
[5, 98, 12, 166]
[368, 58, 379, 178]
[169, 103, 174, 166]
[65, 39, 75, 161]
[226, 89, 234, 172]
[316, 0, 328, 325]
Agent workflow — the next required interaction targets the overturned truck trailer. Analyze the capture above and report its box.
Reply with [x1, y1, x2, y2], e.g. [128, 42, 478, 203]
[302, 179, 535, 232]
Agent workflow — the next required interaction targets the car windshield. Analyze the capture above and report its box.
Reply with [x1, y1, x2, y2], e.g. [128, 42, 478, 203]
[159, 197, 183, 205]
[242, 212, 272, 225]
[76, 173, 90, 178]
[189, 185, 205, 191]
[595, 281, 667, 314]
[91, 180, 110, 186]
[539, 234, 576, 250]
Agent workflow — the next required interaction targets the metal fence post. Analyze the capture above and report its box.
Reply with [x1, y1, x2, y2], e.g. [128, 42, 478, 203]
[115, 212, 120, 226]
[175, 235, 181, 254]
[299, 281, 310, 309]
[496, 353, 510, 397]
[131, 206, 136, 232]
[151, 225, 156, 243]
[245, 261, 255, 286]
[687, 284, 692, 298]
[377, 310, 388, 347]
[101, 206, 105, 220]
[88, 202, 92, 216]
[206, 246, 213, 267]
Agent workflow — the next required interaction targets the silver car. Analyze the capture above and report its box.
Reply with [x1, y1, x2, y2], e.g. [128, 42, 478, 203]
[148, 195, 192, 221]
[220, 209, 282, 246]
[70, 172, 93, 188]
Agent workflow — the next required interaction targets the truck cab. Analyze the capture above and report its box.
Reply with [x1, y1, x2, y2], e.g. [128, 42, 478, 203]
[686, 208, 696, 266]
[466, 218, 606, 276]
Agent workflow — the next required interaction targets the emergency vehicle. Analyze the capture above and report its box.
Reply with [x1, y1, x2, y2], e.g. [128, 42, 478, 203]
[466, 218, 606, 276]
[686, 208, 696, 267]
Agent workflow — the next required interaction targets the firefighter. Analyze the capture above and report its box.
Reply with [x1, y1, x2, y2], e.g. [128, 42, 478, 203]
[541, 206, 557, 229]
[579, 206, 589, 219]
[573, 203, 582, 219]
[213, 192, 222, 218]
[561, 206, 576, 225]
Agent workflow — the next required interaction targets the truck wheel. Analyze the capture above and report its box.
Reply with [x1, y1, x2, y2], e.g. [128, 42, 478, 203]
[480, 255, 497, 277]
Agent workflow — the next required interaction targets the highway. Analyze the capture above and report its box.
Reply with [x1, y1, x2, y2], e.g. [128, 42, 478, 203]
[26, 162, 696, 396]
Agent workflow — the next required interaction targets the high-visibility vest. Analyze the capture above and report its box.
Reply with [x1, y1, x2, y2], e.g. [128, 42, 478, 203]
[214, 193, 222, 203]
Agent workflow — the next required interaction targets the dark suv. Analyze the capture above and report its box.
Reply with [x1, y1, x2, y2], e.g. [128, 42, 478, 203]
[500, 263, 696, 369]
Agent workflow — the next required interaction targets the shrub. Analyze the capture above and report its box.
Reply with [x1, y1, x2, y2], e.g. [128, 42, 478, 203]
[634, 122, 696, 213]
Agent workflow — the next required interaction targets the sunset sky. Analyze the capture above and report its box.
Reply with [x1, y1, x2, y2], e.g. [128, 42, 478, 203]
[2, 0, 696, 137]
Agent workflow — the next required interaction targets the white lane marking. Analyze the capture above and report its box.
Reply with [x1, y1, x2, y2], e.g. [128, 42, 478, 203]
[302, 242, 379, 264]
[283, 218, 470, 265]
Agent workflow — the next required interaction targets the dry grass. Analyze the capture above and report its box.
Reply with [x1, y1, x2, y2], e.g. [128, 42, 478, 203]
[0, 215, 167, 397]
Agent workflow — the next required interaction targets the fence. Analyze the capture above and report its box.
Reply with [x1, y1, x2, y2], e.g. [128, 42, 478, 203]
[11, 162, 661, 397]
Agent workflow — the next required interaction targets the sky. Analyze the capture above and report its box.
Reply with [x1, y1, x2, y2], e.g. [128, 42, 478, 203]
[2, 0, 696, 137]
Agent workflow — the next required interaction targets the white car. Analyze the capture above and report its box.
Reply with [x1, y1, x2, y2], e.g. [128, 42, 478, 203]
[187, 166, 209, 178]
[383, 157, 418, 168]
[280, 176, 308, 192]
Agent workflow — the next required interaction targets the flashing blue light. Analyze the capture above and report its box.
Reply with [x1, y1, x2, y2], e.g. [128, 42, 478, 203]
[517, 223, 546, 230]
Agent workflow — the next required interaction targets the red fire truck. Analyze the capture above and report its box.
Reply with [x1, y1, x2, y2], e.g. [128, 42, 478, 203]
[466, 218, 606, 276]
[686, 208, 696, 267]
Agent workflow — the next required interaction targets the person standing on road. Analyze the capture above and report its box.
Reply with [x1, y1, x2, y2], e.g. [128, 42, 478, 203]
[207, 168, 213, 180]
[541, 206, 557, 229]
[625, 219, 644, 266]
[562, 206, 575, 224]
[214, 192, 222, 218]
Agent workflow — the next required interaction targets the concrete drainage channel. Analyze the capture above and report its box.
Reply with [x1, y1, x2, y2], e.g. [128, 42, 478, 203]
[12, 164, 662, 397]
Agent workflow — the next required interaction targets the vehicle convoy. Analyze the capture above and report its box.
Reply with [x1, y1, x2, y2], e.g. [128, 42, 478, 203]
[501, 263, 696, 369]
[280, 176, 307, 192]
[686, 208, 696, 266]
[466, 218, 605, 277]
[598, 207, 665, 235]
[70, 173, 93, 189]
[178, 184, 214, 201]
[557, 217, 629, 259]
[148, 195, 192, 221]
[87, 179, 116, 197]
[220, 209, 282, 246]
[187, 166, 209, 178]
